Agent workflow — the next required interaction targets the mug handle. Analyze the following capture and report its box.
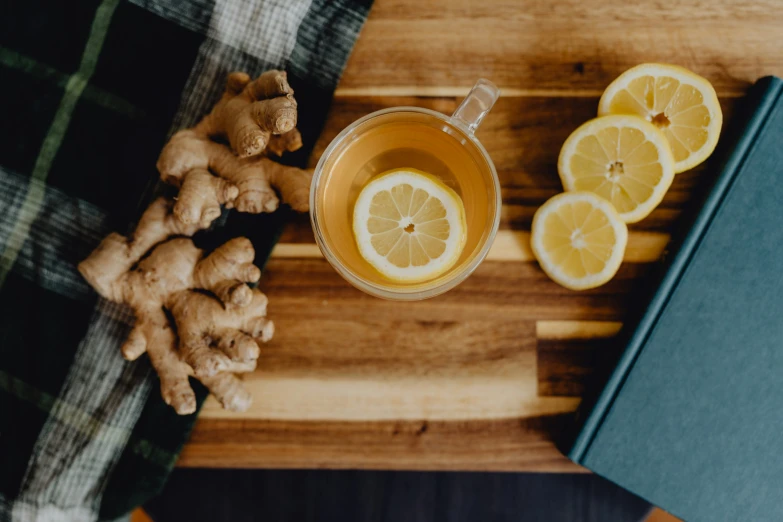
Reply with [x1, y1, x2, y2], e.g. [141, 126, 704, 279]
[450, 79, 500, 134]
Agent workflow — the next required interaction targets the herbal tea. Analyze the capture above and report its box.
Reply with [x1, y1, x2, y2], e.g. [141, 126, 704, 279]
[313, 109, 498, 292]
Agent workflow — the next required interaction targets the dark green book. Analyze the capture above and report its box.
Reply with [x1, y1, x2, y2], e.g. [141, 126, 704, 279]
[566, 76, 783, 522]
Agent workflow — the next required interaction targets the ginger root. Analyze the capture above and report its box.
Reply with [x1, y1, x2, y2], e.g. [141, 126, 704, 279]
[197, 70, 298, 158]
[157, 70, 312, 228]
[79, 198, 273, 414]
[158, 130, 311, 225]
[78, 69, 310, 413]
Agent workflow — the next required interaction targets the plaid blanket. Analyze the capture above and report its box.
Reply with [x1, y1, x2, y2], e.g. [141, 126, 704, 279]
[0, 0, 372, 520]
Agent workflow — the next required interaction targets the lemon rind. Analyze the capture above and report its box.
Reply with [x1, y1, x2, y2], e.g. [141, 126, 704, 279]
[597, 63, 722, 173]
[530, 191, 628, 291]
[557, 114, 676, 224]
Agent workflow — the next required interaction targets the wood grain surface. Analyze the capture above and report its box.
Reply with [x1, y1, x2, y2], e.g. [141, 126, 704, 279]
[179, 0, 783, 470]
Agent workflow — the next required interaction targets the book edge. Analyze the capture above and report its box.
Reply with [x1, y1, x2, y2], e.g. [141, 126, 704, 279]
[567, 76, 783, 464]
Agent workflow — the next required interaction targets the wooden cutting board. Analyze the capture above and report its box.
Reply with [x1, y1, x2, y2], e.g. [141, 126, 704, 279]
[178, 0, 782, 471]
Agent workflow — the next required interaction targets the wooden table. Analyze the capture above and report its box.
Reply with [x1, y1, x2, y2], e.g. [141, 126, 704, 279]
[178, 0, 781, 471]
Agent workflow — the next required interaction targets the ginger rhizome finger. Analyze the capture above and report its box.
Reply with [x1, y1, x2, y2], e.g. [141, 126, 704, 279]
[78, 198, 273, 414]
[195, 70, 297, 157]
[156, 69, 312, 227]
[78, 197, 202, 297]
[157, 129, 311, 222]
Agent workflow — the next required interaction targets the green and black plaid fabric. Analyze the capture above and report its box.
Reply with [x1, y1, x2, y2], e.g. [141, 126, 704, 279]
[0, 0, 372, 519]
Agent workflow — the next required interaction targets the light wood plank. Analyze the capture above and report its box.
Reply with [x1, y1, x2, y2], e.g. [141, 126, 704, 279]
[536, 320, 623, 340]
[340, 0, 782, 95]
[200, 376, 579, 421]
[199, 321, 579, 421]
[271, 230, 669, 263]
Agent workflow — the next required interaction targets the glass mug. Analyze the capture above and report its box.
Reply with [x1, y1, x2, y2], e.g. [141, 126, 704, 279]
[310, 79, 501, 300]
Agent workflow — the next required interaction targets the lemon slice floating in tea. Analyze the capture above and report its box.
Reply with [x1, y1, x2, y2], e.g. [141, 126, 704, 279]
[598, 63, 722, 173]
[558, 114, 675, 224]
[531, 191, 628, 291]
[353, 169, 467, 283]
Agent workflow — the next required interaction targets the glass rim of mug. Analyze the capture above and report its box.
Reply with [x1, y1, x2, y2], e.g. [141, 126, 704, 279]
[310, 104, 502, 301]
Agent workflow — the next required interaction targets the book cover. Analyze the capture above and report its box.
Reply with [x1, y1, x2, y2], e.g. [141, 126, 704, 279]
[566, 76, 783, 522]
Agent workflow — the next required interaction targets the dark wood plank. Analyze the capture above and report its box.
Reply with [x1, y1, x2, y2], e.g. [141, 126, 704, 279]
[180, 417, 583, 471]
[260, 258, 652, 322]
[265, 318, 534, 376]
[537, 338, 624, 397]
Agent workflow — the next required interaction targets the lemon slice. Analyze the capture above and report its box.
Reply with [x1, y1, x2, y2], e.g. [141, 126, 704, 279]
[353, 169, 466, 283]
[558, 115, 675, 224]
[598, 63, 722, 173]
[531, 192, 628, 291]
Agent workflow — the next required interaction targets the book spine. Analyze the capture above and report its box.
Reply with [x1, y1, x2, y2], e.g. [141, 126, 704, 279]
[568, 76, 783, 463]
